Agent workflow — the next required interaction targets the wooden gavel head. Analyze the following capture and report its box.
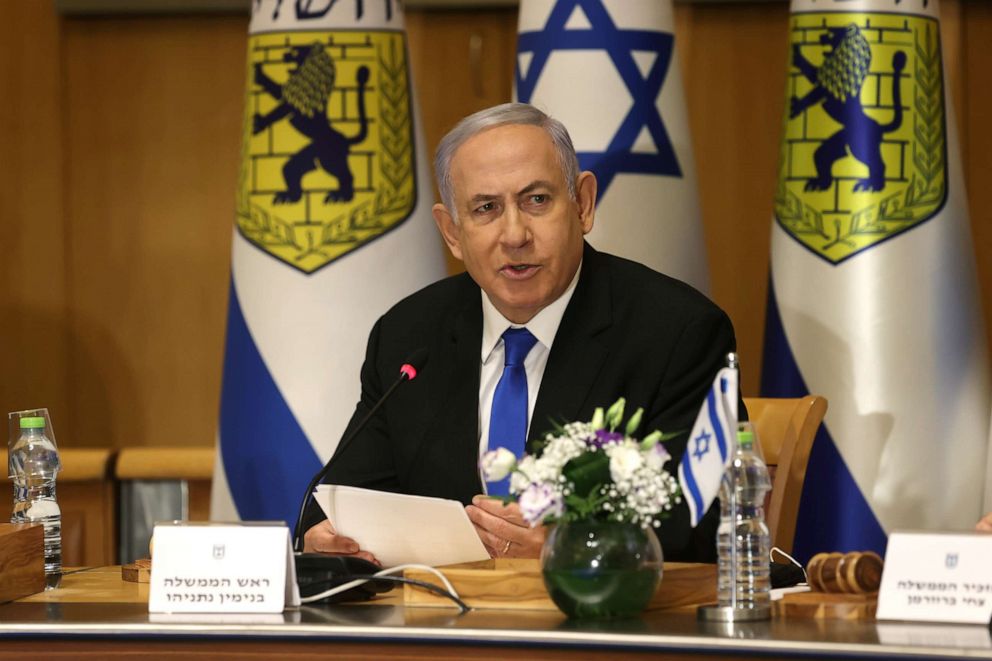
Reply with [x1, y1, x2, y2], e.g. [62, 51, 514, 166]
[807, 551, 883, 594]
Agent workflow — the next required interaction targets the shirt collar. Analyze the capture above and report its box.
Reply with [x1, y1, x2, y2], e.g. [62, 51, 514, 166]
[480, 260, 582, 365]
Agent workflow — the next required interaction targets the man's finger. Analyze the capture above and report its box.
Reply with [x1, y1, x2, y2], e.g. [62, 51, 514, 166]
[466, 504, 521, 541]
[471, 496, 528, 525]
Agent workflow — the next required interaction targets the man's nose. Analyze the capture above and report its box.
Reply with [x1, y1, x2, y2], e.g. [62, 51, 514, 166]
[499, 207, 531, 249]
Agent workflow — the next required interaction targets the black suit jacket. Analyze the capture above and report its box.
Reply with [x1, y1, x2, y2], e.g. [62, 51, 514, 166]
[304, 243, 737, 561]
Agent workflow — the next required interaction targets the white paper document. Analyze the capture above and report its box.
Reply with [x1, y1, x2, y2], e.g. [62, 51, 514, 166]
[314, 485, 490, 567]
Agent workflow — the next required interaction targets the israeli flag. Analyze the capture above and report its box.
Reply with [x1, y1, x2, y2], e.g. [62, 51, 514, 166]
[763, 0, 991, 560]
[679, 368, 738, 527]
[515, 0, 709, 292]
[211, 0, 445, 530]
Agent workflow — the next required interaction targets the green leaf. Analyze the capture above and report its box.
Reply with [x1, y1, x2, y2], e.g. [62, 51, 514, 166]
[640, 429, 682, 450]
[605, 398, 626, 430]
[563, 451, 611, 499]
[625, 407, 644, 436]
[590, 407, 605, 430]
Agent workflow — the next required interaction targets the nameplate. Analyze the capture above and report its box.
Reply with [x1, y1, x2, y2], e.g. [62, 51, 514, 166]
[148, 522, 300, 614]
[876, 531, 992, 624]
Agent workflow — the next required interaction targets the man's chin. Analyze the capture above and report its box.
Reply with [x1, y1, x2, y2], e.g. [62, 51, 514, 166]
[490, 293, 546, 325]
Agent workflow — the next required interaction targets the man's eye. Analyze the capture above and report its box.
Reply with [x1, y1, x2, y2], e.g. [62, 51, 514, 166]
[475, 202, 496, 214]
[530, 194, 548, 204]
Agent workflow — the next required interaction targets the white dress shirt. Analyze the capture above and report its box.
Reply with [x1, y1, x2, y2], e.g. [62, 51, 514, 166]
[477, 263, 582, 489]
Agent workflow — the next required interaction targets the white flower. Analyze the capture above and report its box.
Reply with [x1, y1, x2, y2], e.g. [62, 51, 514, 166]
[645, 442, 671, 471]
[518, 482, 563, 525]
[480, 447, 516, 482]
[609, 444, 644, 483]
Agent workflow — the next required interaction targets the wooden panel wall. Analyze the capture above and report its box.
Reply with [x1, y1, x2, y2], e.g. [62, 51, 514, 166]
[0, 1, 988, 450]
[61, 15, 244, 447]
[0, 1, 69, 431]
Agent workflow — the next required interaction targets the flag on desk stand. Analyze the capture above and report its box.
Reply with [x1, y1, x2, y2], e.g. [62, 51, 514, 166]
[211, 0, 445, 529]
[515, 0, 709, 292]
[679, 368, 738, 527]
[762, 0, 991, 560]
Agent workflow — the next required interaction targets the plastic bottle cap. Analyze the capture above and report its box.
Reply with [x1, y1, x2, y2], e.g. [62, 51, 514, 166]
[738, 429, 754, 445]
[19, 416, 46, 429]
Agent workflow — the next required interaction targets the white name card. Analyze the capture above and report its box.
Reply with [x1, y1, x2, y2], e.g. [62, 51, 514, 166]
[148, 522, 301, 614]
[877, 531, 992, 624]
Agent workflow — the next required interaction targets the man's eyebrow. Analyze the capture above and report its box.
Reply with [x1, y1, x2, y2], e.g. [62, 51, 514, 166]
[469, 193, 500, 204]
[517, 180, 555, 196]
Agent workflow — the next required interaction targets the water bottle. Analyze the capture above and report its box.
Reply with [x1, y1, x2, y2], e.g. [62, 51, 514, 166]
[9, 415, 62, 589]
[716, 422, 771, 615]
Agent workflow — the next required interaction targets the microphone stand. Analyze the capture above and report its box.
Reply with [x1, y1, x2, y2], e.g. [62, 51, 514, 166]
[292, 350, 426, 552]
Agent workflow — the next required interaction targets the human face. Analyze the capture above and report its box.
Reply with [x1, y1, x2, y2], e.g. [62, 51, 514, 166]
[432, 124, 597, 324]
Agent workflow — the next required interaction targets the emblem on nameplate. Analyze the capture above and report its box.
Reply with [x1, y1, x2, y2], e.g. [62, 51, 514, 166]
[774, 11, 946, 264]
[237, 29, 416, 273]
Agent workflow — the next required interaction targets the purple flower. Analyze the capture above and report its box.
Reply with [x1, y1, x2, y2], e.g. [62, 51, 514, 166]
[590, 428, 624, 448]
[518, 483, 563, 525]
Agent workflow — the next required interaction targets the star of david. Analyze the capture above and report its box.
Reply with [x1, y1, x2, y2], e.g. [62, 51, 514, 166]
[692, 429, 712, 462]
[515, 0, 681, 197]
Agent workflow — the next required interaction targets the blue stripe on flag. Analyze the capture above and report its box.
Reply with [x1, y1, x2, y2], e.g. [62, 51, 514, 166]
[706, 390, 728, 462]
[761, 279, 887, 562]
[681, 458, 706, 525]
[219, 279, 322, 533]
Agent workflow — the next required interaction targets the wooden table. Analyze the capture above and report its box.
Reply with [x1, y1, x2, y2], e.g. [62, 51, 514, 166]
[0, 566, 990, 660]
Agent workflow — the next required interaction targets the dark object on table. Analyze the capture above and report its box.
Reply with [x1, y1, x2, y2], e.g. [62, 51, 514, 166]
[295, 553, 394, 604]
[770, 560, 806, 589]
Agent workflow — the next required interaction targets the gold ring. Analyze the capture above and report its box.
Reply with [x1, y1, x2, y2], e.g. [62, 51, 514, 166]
[501, 539, 512, 556]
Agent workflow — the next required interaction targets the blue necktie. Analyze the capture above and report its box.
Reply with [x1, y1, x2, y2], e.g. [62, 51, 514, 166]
[487, 327, 538, 496]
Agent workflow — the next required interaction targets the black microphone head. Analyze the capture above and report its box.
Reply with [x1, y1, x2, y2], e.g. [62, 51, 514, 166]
[399, 347, 428, 381]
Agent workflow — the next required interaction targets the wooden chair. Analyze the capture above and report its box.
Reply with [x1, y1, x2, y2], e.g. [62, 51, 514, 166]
[742, 395, 828, 555]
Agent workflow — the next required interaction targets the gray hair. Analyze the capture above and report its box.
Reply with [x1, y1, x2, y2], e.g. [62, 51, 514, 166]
[433, 103, 581, 218]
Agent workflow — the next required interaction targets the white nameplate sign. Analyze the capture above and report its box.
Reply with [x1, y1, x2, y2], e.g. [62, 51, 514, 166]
[148, 522, 301, 614]
[877, 531, 992, 624]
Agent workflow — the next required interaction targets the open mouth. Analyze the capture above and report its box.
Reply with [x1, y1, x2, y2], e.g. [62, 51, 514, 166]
[500, 264, 540, 279]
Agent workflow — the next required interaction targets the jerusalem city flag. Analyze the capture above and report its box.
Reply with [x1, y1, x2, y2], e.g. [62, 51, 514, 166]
[212, 0, 445, 530]
[515, 0, 709, 292]
[762, 0, 991, 559]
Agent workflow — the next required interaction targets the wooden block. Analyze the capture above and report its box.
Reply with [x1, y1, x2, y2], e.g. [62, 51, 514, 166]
[774, 590, 878, 621]
[122, 558, 152, 583]
[403, 559, 716, 611]
[0, 523, 45, 603]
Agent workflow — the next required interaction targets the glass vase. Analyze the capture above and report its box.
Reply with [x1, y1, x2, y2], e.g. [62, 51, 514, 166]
[541, 520, 663, 619]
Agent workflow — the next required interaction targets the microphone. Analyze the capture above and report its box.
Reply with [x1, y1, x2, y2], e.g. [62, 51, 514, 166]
[292, 348, 428, 553]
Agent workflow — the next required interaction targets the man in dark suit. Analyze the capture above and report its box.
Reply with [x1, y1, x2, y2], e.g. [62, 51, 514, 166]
[303, 103, 736, 563]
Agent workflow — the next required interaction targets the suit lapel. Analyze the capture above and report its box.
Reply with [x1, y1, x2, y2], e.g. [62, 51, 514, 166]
[530, 243, 613, 444]
[423, 280, 483, 500]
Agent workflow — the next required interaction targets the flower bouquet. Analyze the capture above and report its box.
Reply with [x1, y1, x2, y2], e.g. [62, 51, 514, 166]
[480, 398, 682, 619]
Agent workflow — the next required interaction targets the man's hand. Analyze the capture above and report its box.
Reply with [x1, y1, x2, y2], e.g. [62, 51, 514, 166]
[302, 520, 380, 565]
[977, 512, 992, 532]
[466, 495, 546, 559]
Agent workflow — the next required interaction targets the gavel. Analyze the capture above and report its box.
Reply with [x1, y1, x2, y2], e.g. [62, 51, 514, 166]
[807, 551, 883, 594]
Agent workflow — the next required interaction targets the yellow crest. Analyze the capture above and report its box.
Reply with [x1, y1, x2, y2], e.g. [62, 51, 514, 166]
[774, 12, 946, 264]
[236, 31, 416, 273]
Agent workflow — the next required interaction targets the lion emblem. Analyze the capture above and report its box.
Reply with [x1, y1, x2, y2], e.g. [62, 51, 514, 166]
[252, 43, 370, 204]
[790, 25, 907, 192]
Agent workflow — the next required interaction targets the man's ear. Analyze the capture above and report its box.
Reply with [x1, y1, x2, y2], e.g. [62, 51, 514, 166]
[575, 171, 597, 235]
[432, 203, 463, 261]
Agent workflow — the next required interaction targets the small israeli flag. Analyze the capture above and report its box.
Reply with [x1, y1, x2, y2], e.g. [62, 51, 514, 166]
[678, 367, 738, 527]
